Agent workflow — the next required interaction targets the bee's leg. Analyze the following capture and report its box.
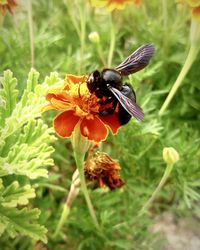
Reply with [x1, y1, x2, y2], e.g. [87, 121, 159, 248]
[98, 96, 113, 105]
[99, 98, 118, 116]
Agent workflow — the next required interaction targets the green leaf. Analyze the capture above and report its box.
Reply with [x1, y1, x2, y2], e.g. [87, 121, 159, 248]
[0, 206, 47, 243]
[0, 70, 55, 145]
[18, 119, 55, 146]
[0, 147, 52, 179]
[0, 69, 56, 243]
[0, 70, 18, 126]
[27, 68, 40, 92]
[44, 71, 61, 86]
[20, 69, 40, 106]
[0, 119, 55, 179]
[0, 181, 35, 207]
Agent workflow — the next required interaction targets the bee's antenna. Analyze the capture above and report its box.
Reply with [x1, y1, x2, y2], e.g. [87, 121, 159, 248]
[78, 83, 81, 98]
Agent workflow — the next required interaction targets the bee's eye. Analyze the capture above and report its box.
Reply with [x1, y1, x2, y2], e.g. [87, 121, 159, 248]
[87, 74, 96, 93]
[89, 75, 94, 83]
[87, 75, 94, 84]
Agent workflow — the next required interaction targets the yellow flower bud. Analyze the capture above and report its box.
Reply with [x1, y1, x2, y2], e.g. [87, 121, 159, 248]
[163, 147, 179, 165]
[88, 31, 100, 44]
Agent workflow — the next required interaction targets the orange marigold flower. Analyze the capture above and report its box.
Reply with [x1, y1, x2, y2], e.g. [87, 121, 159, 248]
[0, 0, 17, 15]
[42, 74, 121, 143]
[85, 150, 124, 190]
[90, 0, 141, 11]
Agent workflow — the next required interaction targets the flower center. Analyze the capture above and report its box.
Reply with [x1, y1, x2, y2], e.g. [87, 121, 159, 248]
[68, 81, 101, 117]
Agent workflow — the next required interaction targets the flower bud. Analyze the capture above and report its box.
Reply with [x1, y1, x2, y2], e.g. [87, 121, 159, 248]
[163, 147, 179, 165]
[88, 31, 100, 44]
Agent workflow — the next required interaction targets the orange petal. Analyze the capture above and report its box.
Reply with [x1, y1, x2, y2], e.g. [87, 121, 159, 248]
[98, 177, 106, 188]
[53, 110, 79, 138]
[46, 92, 70, 102]
[80, 116, 108, 142]
[99, 112, 121, 134]
[65, 74, 87, 85]
[51, 97, 72, 110]
[46, 92, 72, 110]
[41, 104, 55, 113]
[46, 85, 67, 97]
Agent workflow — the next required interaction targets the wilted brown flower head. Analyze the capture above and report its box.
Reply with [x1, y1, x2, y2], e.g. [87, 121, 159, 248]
[85, 149, 124, 190]
[0, 0, 17, 15]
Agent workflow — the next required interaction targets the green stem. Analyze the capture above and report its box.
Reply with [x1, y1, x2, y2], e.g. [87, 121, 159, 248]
[27, 0, 34, 68]
[0, 15, 4, 27]
[162, 0, 167, 32]
[78, 2, 86, 74]
[159, 44, 199, 116]
[53, 170, 80, 237]
[74, 150, 100, 230]
[53, 203, 70, 237]
[97, 44, 106, 66]
[107, 14, 115, 67]
[139, 163, 173, 216]
[66, 2, 81, 38]
[64, 0, 85, 73]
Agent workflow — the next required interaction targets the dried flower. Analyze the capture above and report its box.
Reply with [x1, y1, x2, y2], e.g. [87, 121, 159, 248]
[85, 149, 124, 190]
[0, 0, 17, 15]
[42, 74, 121, 143]
[90, 0, 141, 11]
[163, 147, 179, 165]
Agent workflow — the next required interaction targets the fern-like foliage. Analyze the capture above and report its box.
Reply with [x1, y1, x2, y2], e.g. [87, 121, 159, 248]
[0, 69, 58, 243]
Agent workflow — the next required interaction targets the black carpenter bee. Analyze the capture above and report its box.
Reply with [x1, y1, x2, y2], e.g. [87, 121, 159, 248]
[87, 44, 155, 125]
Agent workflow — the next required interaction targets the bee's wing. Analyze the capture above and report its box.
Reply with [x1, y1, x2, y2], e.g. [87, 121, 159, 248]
[115, 44, 155, 76]
[108, 85, 144, 121]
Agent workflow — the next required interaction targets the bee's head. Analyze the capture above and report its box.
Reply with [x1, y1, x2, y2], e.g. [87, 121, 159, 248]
[87, 70, 101, 93]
